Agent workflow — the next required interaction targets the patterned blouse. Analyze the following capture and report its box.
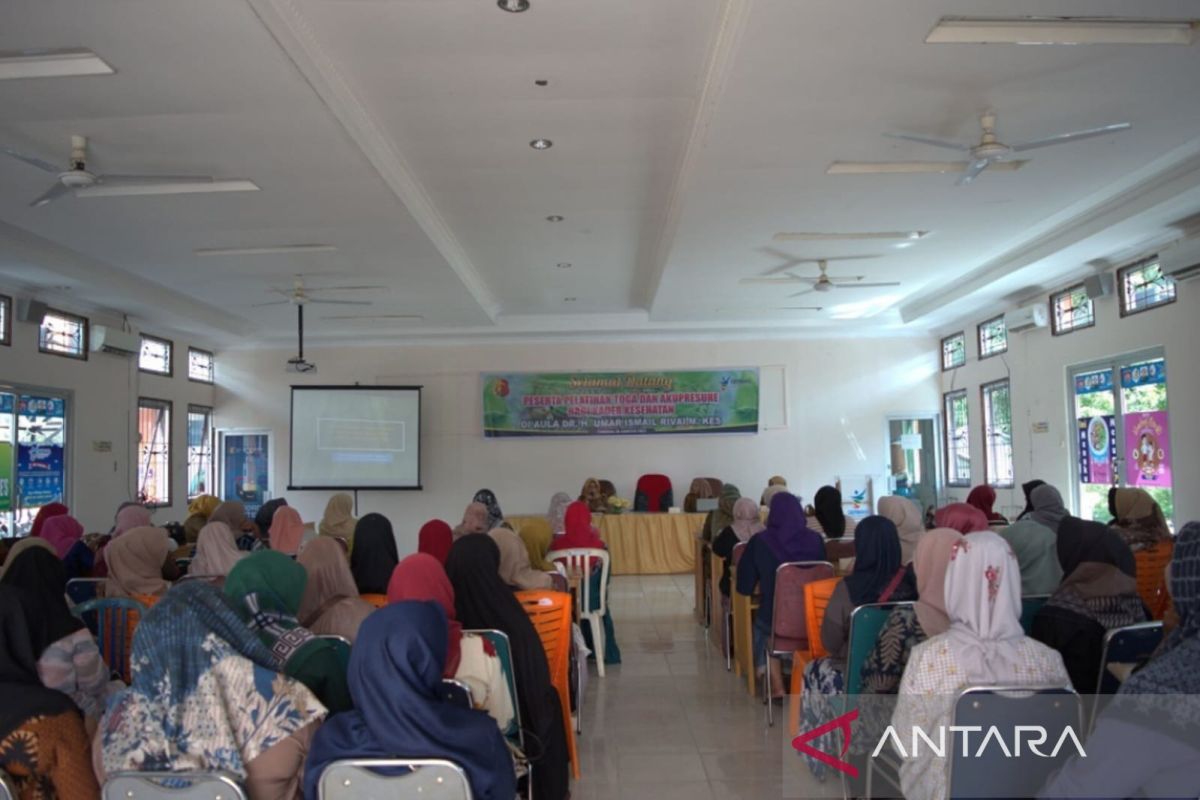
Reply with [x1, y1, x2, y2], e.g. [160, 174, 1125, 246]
[36, 629, 115, 723]
[860, 606, 927, 696]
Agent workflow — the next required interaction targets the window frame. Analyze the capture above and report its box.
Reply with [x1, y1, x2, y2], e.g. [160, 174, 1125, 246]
[943, 388, 971, 487]
[186, 403, 214, 501]
[137, 396, 173, 508]
[1049, 284, 1095, 337]
[187, 347, 215, 385]
[980, 378, 1015, 488]
[0, 294, 11, 346]
[38, 308, 89, 361]
[1118, 258, 1176, 318]
[976, 314, 1008, 359]
[941, 331, 967, 372]
[138, 333, 174, 377]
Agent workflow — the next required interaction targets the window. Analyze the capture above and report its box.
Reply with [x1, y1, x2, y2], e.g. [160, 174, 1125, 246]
[981, 379, 1014, 487]
[0, 294, 10, 346]
[941, 332, 966, 371]
[187, 405, 213, 499]
[977, 315, 1008, 359]
[137, 398, 172, 507]
[943, 389, 971, 486]
[138, 334, 173, 376]
[188, 347, 215, 384]
[1050, 284, 1094, 336]
[39, 309, 88, 359]
[1119, 259, 1175, 317]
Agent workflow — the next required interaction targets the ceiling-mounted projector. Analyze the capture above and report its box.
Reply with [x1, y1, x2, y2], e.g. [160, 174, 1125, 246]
[286, 357, 317, 374]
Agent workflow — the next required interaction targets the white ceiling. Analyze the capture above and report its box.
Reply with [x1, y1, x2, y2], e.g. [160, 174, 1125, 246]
[1, 0, 1198, 346]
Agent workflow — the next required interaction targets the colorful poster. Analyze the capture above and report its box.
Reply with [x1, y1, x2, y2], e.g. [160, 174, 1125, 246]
[1121, 361, 1166, 389]
[481, 369, 760, 437]
[1077, 415, 1117, 485]
[222, 433, 271, 518]
[0, 443, 12, 513]
[17, 443, 65, 507]
[1125, 411, 1171, 487]
[1074, 369, 1114, 395]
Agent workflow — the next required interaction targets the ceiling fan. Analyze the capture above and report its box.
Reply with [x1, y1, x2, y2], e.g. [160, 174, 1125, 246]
[833, 110, 1131, 186]
[253, 279, 385, 308]
[757, 248, 881, 277]
[2, 134, 216, 207]
[741, 259, 900, 297]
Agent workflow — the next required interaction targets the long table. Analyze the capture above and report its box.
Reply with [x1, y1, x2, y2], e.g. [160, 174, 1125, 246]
[509, 512, 707, 575]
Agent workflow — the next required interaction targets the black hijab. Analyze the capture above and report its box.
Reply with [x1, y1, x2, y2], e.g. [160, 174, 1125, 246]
[1057, 516, 1136, 579]
[254, 497, 288, 535]
[0, 546, 85, 646]
[813, 485, 846, 539]
[842, 515, 909, 606]
[0, 585, 77, 739]
[1017, 479, 1047, 520]
[350, 513, 400, 594]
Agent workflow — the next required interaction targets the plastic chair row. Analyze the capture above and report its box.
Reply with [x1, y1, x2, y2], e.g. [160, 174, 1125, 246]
[515, 589, 580, 780]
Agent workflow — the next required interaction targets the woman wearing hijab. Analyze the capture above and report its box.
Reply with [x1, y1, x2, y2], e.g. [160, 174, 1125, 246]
[999, 519, 1062, 595]
[712, 496, 765, 598]
[98, 581, 326, 800]
[0, 537, 55, 581]
[933, 502, 990, 535]
[892, 531, 1070, 800]
[187, 494, 221, 520]
[472, 489, 504, 531]
[491, 527, 553, 590]
[547, 492, 572, 536]
[39, 514, 94, 580]
[269, 506, 306, 556]
[965, 484, 1008, 525]
[1033, 517, 1147, 692]
[519, 518, 555, 571]
[210, 500, 258, 551]
[318, 494, 356, 549]
[760, 476, 787, 506]
[1042, 522, 1200, 800]
[105, 526, 177, 601]
[454, 502, 490, 540]
[1109, 487, 1172, 551]
[387, 554, 513, 729]
[349, 513, 399, 595]
[303, 602, 516, 800]
[255, 498, 289, 542]
[190, 521, 248, 577]
[418, 519, 454, 564]
[736, 492, 826, 698]
[702, 483, 740, 543]
[877, 495, 925, 564]
[812, 485, 847, 540]
[579, 478, 605, 513]
[445, 535, 570, 800]
[225, 551, 353, 713]
[0, 585, 99, 800]
[1, 547, 115, 730]
[296, 538, 373, 644]
[547, 503, 622, 664]
[28, 502, 69, 539]
[1029, 482, 1070, 533]
[1016, 478, 1047, 521]
[93, 503, 154, 578]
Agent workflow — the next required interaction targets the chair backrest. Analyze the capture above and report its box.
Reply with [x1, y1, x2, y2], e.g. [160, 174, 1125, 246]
[440, 678, 474, 709]
[634, 474, 673, 512]
[72, 597, 148, 684]
[316, 634, 353, 648]
[550, 548, 610, 617]
[0, 769, 17, 800]
[802, 578, 841, 660]
[65, 577, 105, 606]
[1134, 541, 1174, 619]
[317, 759, 472, 800]
[1019, 594, 1049, 635]
[463, 629, 522, 745]
[1096, 620, 1164, 694]
[947, 686, 1081, 799]
[102, 771, 248, 800]
[360, 593, 388, 609]
[515, 590, 578, 776]
[730, 541, 747, 567]
[769, 561, 836, 655]
[844, 601, 914, 696]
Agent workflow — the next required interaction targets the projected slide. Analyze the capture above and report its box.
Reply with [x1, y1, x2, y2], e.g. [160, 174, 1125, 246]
[290, 386, 422, 489]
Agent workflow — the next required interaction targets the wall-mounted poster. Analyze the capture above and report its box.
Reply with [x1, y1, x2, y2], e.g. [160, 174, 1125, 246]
[1077, 415, 1117, 485]
[836, 475, 873, 522]
[1124, 411, 1171, 487]
[220, 432, 272, 519]
[16, 442, 64, 508]
[481, 369, 759, 437]
[0, 443, 12, 513]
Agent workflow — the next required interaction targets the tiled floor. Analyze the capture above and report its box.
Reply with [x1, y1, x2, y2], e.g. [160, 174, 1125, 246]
[572, 574, 817, 799]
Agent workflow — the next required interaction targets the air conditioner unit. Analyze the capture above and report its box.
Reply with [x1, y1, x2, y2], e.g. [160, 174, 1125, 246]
[1160, 237, 1200, 282]
[90, 325, 140, 357]
[1004, 304, 1049, 333]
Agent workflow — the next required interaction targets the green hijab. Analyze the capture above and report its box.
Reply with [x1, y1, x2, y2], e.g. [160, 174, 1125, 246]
[704, 483, 741, 541]
[999, 519, 1063, 595]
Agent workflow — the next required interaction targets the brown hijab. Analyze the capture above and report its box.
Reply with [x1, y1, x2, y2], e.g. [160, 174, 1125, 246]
[296, 537, 372, 641]
[490, 527, 553, 591]
[105, 527, 171, 598]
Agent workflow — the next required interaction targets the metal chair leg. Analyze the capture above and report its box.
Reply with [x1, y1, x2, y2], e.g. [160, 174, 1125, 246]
[765, 648, 774, 727]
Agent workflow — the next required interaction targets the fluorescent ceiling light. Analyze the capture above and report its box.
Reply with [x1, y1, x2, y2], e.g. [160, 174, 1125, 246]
[196, 244, 336, 257]
[926, 17, 1197, 45]
[0, 48, 115, 80]
[826, 161, 1028, 175]
[75, 180, 259, 198]
[774, 231, 929, 242]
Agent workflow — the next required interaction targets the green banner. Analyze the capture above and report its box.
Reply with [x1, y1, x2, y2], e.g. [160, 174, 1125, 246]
[0, 442, 12, 512]
[482, 369, 759, 437]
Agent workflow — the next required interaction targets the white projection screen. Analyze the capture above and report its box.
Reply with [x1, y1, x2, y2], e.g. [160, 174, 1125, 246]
[289, 386, 422, 490]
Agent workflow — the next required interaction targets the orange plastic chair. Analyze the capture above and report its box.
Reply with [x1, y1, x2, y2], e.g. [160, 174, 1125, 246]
[515, 590, 580, 779]
[360, 593, 388, 609]
[1134, 541, 1174, 620]
[789, 577, 841, 734]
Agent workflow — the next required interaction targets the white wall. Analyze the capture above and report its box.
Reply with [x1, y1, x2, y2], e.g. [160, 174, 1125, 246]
[938, 275, 1198, 523]
[214, 336, 939, 553]
[0, 296, 216, 530]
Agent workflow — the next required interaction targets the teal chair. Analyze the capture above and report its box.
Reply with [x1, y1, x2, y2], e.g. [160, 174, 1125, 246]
[464, 629, 527, 798]
[1020, 595, 1050, 635]
[844, 601, 914, 697]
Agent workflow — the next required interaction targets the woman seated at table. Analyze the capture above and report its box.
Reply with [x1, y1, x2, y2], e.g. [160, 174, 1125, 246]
[104, 526, 179, 603]
[297, 537, 374, 643]
[549, 502, 622, 665]
[711, 496, 764, 598]
[736, 492, 826, 701]
[701, 484, 740, 543]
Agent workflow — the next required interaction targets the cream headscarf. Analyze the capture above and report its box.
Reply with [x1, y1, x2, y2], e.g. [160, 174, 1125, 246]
[490, 527, 553, 590]
[319, 493, 357, 543]
[269, 506, 306, 556]
[911, 528, 963, 637]
[105, 526, 171, 598]
[878, 495, 926, 564]
[190, 522, 246, 577]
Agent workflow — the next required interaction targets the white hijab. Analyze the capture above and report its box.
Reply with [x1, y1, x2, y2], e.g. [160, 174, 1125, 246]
[190, 522, 247, 577]
[941, 530, 1027, 684]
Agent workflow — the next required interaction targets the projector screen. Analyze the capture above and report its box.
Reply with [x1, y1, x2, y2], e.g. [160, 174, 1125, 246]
[289, 385, 422, 490]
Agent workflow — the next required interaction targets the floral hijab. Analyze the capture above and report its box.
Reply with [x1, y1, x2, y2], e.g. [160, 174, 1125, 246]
[547, 492, 573, 535]
[472, 489, 504, 531]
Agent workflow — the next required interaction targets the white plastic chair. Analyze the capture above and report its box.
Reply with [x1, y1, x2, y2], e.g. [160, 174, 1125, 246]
[102, 771, 248, 799]
[318, 758, 472, 800]
[551, 547, 611, 677]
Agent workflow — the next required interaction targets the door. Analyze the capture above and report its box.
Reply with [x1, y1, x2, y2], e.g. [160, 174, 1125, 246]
[0, 389, 69, 536]
[1069, 349, 1173, 527]
[886, 415, 940, 514]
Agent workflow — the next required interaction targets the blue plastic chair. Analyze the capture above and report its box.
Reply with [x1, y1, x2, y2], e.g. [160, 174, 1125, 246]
[65, 577, 105, 606]
[102, 771, 248, 799]
[1088, 620, 1165, 733]
[71, 597, 147, 684]
[440, 678, 474, 709]
[317, 759, 472, 800]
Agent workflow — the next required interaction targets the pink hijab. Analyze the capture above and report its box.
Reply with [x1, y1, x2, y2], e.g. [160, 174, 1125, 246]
[934, 502, 990, 535]
[40, 515, 84, 559]
[911, 528, 964, 637]
[114, 504, 153, 537]
[269, 506, 306, 555]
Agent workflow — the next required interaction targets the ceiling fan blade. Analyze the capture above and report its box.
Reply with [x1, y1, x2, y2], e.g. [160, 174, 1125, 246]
[251, 300, 292, 307]
[1010, 123, 1131, 153]
[29, 182, 71, 208]
[304, 285, 389, 293]
[2, 147, 59, 173]
[789, 289, 817, 298]
[957, 158, 991, 186]
[321, 314, 424, 321]
[97, 174, 214, 185]
[883, 132, 971, 152]
[774, 306, 823, 311]
[739, 276, 812, 285]
[307, 299, 372, 306]
[834, 282, 902, 289]
[827, 160, 1029, 175]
